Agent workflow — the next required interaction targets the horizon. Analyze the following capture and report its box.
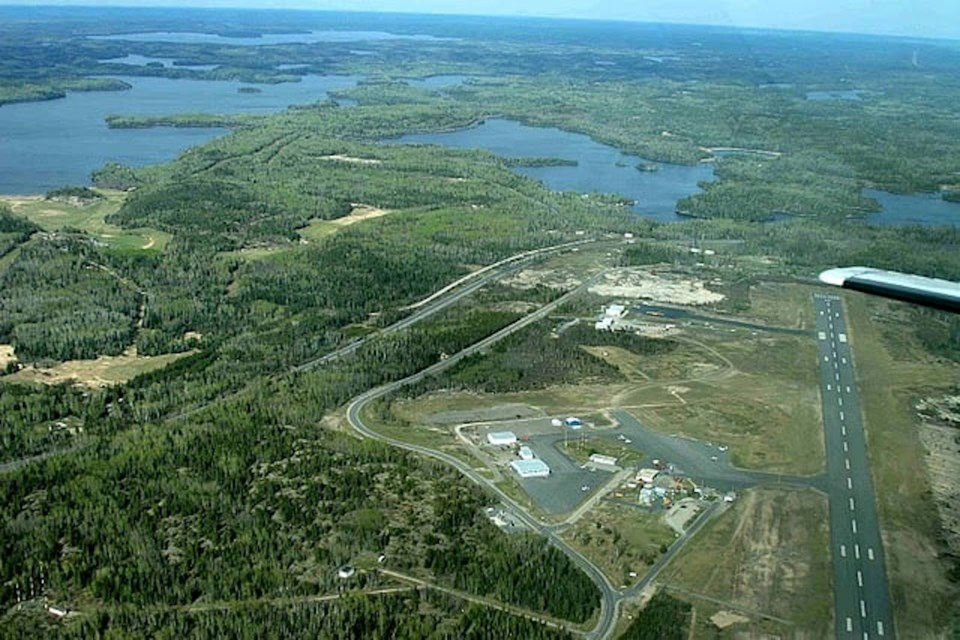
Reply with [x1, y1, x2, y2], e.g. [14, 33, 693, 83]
[1, 1, 958, 41]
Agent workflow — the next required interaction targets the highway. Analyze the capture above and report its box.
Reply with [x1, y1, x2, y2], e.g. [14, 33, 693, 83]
[814, 293, 894, 640]
[293, 238, 594, 372]
[345, 274, 623, 640]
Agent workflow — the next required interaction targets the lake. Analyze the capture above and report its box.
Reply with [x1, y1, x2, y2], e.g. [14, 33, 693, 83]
[0, 74, 360, 194]
[392, 118, 715, 223]
[862, 188, 960, 227]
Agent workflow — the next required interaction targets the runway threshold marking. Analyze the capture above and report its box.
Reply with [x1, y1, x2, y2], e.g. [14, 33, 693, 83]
[852, 518, 858, 533]
[868, 548, 875, 561]
[847, 477, 852, 489]
[857, 570, 863, 587]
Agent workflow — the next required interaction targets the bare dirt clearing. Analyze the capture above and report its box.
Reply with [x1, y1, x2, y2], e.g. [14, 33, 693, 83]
[331, 204, 392, 226]
[318, 154, 383, 165]
[916, 394, 960, 557]
[662, 488, 832, 636]
[588, 268, 725, 305]
[4, 347, 197, 388]
[502, 267, 584, 291]
[0, 344, 16, 369]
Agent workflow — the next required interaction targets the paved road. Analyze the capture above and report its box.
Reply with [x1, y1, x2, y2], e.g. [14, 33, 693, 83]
[345, 275, 622, 640]
[814, 293, 894, 640]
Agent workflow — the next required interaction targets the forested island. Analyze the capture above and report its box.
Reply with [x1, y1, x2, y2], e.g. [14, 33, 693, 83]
[1, 6, 959, 639]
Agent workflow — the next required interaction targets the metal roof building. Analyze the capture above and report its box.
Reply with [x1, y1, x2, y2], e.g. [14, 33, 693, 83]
[510, 459, 550, 478]
[487, 431, 518, 446]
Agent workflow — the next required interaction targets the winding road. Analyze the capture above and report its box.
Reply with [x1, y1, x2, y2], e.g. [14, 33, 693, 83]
[345, 273, 623, 639]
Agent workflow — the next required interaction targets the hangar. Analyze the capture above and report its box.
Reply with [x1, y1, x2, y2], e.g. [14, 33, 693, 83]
[510, 459, 550, 478]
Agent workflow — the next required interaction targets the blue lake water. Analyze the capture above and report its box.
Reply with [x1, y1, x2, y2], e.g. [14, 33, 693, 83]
[392, 118, 715, 223]
[90, 30, 454, 45]
[862, 188, 960, 227]
[0, 75, 360, 194]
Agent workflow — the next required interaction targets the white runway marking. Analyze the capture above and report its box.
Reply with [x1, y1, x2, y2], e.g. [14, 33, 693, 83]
[878, 621, 885, 636]
[845, 458, 851, 470]
[847, 477, 853, 489]
[843, 441, 849, 452]
[850, 497, 856, 511]
[852, 519, 858, 533]
[846, 386, 851, 393]
[842, 425, 847, 436]
[855, 543, 861, 559]
[857, 570, 863, 587]
[860, 600, 866, 618]
[868, 548, 875, 561]
[841, 544, 847, 557]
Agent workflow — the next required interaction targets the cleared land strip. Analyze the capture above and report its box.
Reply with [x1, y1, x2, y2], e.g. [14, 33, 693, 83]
[293, 238, 595, 372]
[379, 568, 584, 635]
[662, 585, 794, 626]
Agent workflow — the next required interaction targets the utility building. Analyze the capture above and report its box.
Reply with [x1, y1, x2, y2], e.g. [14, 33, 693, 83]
[511, 459, 550, 478]
[487, 431, 518, 446]
[519, 446, 535, 460]
[589, 453, 618, 467]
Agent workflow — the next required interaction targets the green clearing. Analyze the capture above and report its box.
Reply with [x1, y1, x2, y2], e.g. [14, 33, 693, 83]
[3, 190, 170, 253]
[297, 218, 340, 241]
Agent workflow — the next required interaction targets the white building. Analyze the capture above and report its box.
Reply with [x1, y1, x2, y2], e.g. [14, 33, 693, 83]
[604, 304, 626, 319]
[519, 446, 535, 461]
[487, 431, 518, 446]
[511, 459, 550, 478]
[594, 317, 614, 331]
[637, 468, 660, 484]
[589, 453, 618, 467]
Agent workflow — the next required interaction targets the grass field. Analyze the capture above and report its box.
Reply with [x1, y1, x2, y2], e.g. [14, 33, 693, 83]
[843, 293, 959, 637]
[660, 488, 832, 637]
[1, 190, 169, 253]
[3, 348, 196, 387]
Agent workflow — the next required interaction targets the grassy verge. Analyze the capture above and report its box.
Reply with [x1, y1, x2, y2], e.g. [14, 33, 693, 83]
[843, 293, 958, 636]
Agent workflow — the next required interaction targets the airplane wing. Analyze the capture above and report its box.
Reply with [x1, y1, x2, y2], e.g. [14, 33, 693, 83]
[819, 267, 960, 313]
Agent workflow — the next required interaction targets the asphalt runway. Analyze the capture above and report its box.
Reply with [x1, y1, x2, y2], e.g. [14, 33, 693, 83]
[814, 293, 894, 639]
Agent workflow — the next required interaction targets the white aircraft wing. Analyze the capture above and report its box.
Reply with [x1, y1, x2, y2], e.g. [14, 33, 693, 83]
[819, 267, 960, 313]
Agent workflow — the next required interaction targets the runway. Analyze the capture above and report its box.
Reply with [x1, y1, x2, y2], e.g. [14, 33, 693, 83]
[814, 293, 894, 639]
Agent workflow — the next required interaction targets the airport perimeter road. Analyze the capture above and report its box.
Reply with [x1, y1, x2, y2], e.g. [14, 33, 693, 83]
[346, 276, 621, 640]
[814, 293, 894, 640]
[293, 238, 595, 372]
